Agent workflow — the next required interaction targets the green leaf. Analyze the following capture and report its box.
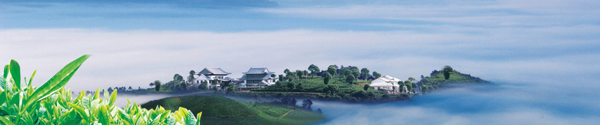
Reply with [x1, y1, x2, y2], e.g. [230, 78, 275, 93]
[67, 103, 90, 121]
[98, 106, 110, 125]
[0, 92, 5, 105]
[117, 109, 132, 123]
[196, 112, 202, 125]
[3, 65, 8, 79]
[9, 59, 21, 90]
[23, 55, 90, 112]
[28, 70, 36, 86]
[93, 88, 100, 100]
[0, 116, 15, 125]
[108, 90, 118, 106]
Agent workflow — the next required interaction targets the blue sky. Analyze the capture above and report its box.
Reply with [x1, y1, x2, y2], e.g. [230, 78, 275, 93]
[2, 0, 599, 89]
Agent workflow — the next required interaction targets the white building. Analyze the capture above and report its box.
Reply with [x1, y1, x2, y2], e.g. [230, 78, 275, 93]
[239, 67, 278, 87]
[370, 75, 402, 92]
[193, 67, 231, 89]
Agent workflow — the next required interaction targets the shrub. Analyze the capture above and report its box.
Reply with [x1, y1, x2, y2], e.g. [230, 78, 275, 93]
[0, 55, 201, 125]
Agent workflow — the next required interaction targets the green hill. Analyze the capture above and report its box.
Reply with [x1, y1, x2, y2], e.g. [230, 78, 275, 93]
[140, 96, 325, 125]
[418, 67, 490, 93]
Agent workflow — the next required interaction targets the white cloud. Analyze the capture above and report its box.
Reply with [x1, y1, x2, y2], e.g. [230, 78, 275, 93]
[256, 0, 600, 28]
[0, 27, 598, 92]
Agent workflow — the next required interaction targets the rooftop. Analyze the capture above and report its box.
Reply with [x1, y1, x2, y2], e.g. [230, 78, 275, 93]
[198, 67, 231, 75]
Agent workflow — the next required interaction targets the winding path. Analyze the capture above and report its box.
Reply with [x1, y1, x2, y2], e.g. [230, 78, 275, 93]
[279, 110, 294, 118]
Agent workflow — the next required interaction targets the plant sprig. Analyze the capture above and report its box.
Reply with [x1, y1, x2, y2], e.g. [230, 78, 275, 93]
[0, 55, 201, 125]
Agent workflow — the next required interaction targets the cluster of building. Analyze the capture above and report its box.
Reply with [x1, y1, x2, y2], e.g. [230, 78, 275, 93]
[189, 66, 414, 93]
[190, 67, 278, 89]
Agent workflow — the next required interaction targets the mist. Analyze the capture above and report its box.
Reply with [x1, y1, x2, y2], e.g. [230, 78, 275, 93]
[309, 82, 600, 125]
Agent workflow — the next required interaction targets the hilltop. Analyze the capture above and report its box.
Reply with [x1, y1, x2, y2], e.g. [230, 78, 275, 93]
[418, 66, 491, 93]
[140, 96, 325, 125]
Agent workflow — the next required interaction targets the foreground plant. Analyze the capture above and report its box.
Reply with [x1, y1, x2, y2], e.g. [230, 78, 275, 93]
[0, 55, 201, 125]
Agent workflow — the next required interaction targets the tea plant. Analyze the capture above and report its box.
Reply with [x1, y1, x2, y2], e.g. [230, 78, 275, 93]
[0, 55, 201, 125]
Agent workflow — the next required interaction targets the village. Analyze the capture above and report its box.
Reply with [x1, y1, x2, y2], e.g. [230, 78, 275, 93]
[180, 65, 417, 94]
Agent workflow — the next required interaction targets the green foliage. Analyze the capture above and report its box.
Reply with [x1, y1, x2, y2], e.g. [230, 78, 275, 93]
[372, 71, 381, 78]
[345, 75, 356, 84]
[141, 96, 324, 125]
[360, 68, 370, 79]
[323, 84, 339, 95]
[278, 74, 284, 82]
[154, 80, 162, 91]
[188, 70, 196, 83]
[442, 65, 453, 80]
[0, 55, 201, 125]
[308, 64, 320, 77]
[287, 82, 295, 91]
[363, 84, 370, 91]
[327, 66, 337, 76]
[199, 82, 208, 90]
[296, 83, 303, 91]
[321, 72, 331, 85]
[226, 85, 235, 94]
[408, 77, 416, 82]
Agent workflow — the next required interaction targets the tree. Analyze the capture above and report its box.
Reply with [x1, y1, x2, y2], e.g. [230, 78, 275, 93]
[443, 65, 453, 80]
[212, 86, 218, 93]
[296, 70, 303, 79]
[363, 84, 370, 91]
[308, 64, 320, 77]
[338, 69, 347, 77]
[284, 69, 291, 76]
[352, 71, 360, 79]
[226, 84, 235, 94]
[154, 80, 161, 91]
[421, 85, 429, 94]
[174, 74, 184, 82]
[303, 70, 309, 79]
[149, 82, 154, 87]
[343, 69, 352, 76]
[322, 72, 331, 84]
[128, 86, 132, 90]
[211, 79, 219, 86]
[327, 65, 337, 76]
[199, 82, 207, 90]
[271, 74, 276, 78]
[296, 83, 303, 91]
[408, 77, 416, 82]
[350, 66, 359, 73]
[398, 81, 405, 92]
[188, 70, 196, 84]
[316, 108, 323, 114]
[279, 74, 284, 81]
[323, 84, 339, 94]
[346, 75, 356, 84]
[361, 68, 370, 80]
[372, 71, 381, 78]
[287, 82, 295, 91]
[107, 87, 113, 93]
[411, 83, 418, 92]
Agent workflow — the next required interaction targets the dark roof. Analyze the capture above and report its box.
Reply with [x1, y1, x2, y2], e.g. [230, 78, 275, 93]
[198, 68, 231, 75]
[240, 67, 277, 80]
[243, 67, 274, 74]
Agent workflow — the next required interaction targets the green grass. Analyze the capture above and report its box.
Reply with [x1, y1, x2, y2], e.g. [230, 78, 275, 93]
[422, 71, 489, 84]
[140, 96, 325, 125]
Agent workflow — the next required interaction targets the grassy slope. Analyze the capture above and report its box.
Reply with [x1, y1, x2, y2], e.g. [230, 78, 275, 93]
[140, 96, 325, 125]
[422, 71, 490, 84]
